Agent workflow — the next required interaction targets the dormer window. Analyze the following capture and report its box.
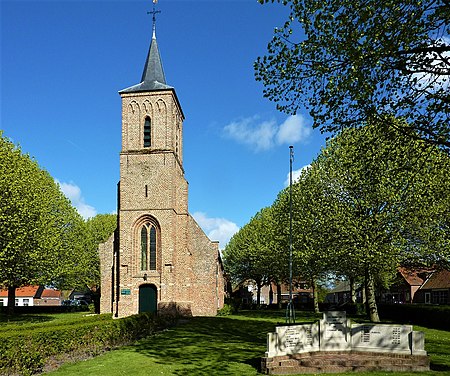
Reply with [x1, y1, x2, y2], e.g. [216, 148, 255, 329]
[144, 117, 151, 147]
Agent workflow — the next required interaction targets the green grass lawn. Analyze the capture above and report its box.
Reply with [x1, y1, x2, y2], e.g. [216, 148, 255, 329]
[39, 310, 450, 376]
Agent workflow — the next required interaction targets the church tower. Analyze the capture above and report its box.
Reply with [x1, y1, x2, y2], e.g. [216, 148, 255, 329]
[99, 8, 224, 318]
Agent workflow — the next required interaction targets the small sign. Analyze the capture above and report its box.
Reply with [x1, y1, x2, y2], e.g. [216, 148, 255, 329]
[121, 289, 131, 295]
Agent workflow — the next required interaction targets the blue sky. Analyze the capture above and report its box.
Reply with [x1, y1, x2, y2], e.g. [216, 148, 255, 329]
[2, 0, 328, 248]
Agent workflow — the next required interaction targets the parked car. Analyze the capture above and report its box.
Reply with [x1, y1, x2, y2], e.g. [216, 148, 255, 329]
[62, 299, 88, 306]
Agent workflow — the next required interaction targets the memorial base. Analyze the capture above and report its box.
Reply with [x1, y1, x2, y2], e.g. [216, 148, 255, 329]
[261, 351, 430, 375]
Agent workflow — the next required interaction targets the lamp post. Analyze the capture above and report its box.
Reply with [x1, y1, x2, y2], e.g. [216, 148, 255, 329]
[286, 145, 295, 324]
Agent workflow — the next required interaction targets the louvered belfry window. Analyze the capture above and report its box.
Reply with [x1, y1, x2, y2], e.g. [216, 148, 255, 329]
[140, 222, 157, 271]
[144, 117, 151, 147]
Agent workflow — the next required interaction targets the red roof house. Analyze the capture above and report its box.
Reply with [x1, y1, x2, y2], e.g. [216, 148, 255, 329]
[416, 269, 450, 305]
[0, 285, 43, 307]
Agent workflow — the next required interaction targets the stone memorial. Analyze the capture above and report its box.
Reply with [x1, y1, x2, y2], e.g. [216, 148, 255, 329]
[262, 311, 430, 374]
[351, 323, 412, 354]
[320, 311, 351, 351]
[266, 323, 319, 357]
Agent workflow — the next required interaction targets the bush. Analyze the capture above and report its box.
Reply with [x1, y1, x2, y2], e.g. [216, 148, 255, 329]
[217, 304, 235, 316]
[0, 312, 172, 375]
[378, 304, 450, 330]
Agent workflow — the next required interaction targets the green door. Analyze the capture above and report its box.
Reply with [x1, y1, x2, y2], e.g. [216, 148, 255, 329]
[139, 284, 157, 313]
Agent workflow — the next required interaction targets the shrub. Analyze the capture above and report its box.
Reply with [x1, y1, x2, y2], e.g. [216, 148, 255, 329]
[0, 312, 172, 375]
[217, 304, 235, 316]
[378, 304, 450, 330]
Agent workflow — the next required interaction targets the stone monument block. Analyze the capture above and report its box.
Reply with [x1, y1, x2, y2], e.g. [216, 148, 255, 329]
[266, 323, 319, 357]
[351, 323, 412, 354]
[319, 311, 351, 351]
[411, 330, 427, 356]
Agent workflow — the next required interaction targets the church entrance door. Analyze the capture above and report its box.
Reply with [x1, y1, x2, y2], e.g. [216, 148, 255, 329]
[139, 284, 157, 313]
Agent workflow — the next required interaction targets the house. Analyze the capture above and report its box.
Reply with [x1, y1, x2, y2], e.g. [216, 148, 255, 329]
[69, 290, 93, 304]
[325, 281, 364, 304]
[0, 286, 64, 307]
[415, 269, 450, 305]
[35, 288, 62, 306]
[0, 286, 43, 307]
[232, 279, 313, 306]
[324, 266, 448, 306]
[275, 280, 314, 306]
[379, 267, 432, 304]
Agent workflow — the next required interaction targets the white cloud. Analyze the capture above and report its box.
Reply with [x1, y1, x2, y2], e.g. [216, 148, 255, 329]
[284, 164, 311, 187]
[276, 115, 312, 145]
[223, 115, 277, 151]
[56, 179, 97, 220]
[192, 211, 239, 250]
[223, 114, 311, 152]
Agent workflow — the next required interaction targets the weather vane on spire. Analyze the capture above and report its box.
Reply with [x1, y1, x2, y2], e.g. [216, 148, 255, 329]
[148, 0, 161, 38]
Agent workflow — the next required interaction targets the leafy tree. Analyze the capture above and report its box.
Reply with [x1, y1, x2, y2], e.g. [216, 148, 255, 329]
[53, 214, 116, 292]
[313, 119, 450, 321]
[272, 166, 338, 313]
[0, 132, 84, 314]
[223, 208, 275, 304]
[255, 0, 450, 149]
[84, 214, 116, 284]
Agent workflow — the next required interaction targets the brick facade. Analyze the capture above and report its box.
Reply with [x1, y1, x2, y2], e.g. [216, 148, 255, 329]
[99, 88, 224, 318]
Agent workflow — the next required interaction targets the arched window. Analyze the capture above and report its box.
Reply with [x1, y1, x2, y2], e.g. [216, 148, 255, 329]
[140, 222, 157, 271]
[144, 117, 151, 147]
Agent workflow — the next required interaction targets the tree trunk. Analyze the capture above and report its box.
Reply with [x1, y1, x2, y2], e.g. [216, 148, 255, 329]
[277, 283, 282, 309]
[255, 279, 262, 305]
[7, 285, 16, 316]
[365, 269, 380, 322]
[350, 276, 356, 304]
[312, 278, 320, 313]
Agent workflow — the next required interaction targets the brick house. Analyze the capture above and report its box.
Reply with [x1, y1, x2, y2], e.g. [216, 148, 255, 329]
[379, 267, 432, 304]
[99, 13, 224, 318]
[34, 288, 62, 306]
[415, 269, 450, 305]
[233, 280, 313, 307]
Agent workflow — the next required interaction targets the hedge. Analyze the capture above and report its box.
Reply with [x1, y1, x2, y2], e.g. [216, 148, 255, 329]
[0, 312, 172, 376]
[0, 305, 89, 315]
[378, 303, 450, 330]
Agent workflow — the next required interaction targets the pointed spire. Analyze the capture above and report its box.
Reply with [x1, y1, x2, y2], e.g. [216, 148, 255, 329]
[120, 1, 172, 94]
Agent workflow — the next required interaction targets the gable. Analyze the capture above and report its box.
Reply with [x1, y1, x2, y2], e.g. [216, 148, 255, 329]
[422, 269, 450, 290]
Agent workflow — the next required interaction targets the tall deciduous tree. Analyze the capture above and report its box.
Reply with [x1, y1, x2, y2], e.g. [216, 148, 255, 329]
[223, 208, 276, 304]
[314, 119, 450, 321]
[0, 133, 84, 313]
[292, 166, 340, 313]
[255, 0, 450, 150]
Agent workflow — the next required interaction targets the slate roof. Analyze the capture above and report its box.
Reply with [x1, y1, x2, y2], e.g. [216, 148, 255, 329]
[120, 30, 172, 94]
[421, 269, 450, 290]
[329, 281, 351, 293]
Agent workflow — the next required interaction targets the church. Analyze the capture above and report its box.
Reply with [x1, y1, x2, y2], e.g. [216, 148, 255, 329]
[99, 8, 225, 318]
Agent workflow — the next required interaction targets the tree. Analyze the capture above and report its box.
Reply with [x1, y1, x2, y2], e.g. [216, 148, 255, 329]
[0, 132, 85, 314]
[255, 0, 450, 150]
[313, 119, 450, 321]
[272, 166, 338, 313]
[53, 214, 117, 290]
[223, 208, 276, 304]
